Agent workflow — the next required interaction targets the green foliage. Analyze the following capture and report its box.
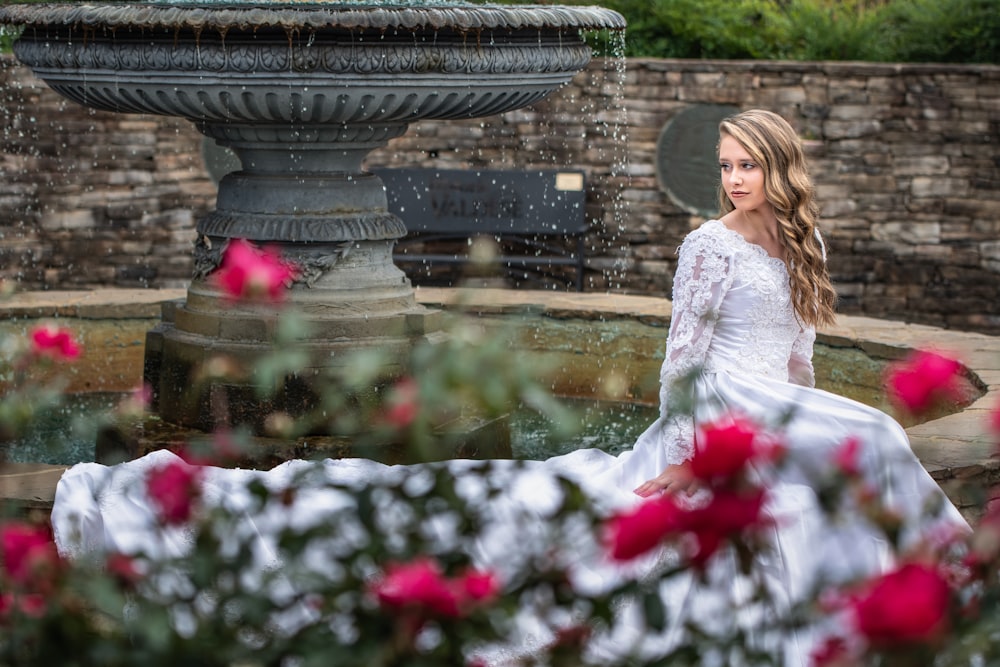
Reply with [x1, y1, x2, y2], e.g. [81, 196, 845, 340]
[880, 0, 1000, 64]
[585, 0, 792, 60]
[0, 26, 17, 54]
[778, 0, 896, 61]
[3, 0, 997, 62]
[553, 0, 999, 63]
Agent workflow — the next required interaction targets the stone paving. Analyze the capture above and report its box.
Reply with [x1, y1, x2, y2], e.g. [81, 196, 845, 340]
[2, 287, 998, 522]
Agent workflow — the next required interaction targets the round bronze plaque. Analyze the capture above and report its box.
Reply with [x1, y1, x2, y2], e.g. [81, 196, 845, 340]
[655, 104, 740, 217]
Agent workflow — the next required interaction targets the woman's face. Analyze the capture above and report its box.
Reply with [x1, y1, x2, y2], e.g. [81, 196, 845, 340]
[719, 134, 770, 215]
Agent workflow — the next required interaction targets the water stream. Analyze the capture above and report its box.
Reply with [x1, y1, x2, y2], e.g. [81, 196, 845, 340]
[5, 392, 657, 466]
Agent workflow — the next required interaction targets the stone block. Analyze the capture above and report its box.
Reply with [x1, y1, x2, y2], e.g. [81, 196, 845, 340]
[980, 241, 1000, 273]
[819, 198, 858, 217]
[40, 209, 94, 231]
[828, 105, 880, 121]
[911, 177, 968, 198]
[892, 155, 950, 176]
[823, 119, 882, 139]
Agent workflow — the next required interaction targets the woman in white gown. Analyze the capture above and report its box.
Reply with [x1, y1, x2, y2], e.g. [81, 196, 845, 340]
[51, 110, 969, 664]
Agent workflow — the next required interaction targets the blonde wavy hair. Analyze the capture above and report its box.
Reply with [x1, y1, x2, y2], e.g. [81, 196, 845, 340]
[717, 109, 837, 327]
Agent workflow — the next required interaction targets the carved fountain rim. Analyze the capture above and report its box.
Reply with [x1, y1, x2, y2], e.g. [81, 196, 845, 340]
[0, 3, 627, 33]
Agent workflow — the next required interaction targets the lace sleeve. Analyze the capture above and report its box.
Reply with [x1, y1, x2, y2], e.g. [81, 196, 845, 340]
[659, 229, 735, 407]
[653, 228, 734, 464]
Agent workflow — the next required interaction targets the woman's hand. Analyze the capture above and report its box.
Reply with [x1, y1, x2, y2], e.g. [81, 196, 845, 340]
[633, 462, 696, 498]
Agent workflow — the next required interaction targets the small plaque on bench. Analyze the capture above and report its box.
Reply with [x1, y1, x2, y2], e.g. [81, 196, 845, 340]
[377, 168, 588, 290]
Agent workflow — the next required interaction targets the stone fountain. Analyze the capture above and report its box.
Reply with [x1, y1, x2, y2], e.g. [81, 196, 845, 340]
[0, 1, 625, 433]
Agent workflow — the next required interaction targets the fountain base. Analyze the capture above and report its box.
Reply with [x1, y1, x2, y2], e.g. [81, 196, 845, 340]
[96, 413, 513, 469]
[144, 286, 444, 433]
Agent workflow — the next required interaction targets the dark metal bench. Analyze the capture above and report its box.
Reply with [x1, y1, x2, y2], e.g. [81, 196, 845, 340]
[377, 168, 588, 291]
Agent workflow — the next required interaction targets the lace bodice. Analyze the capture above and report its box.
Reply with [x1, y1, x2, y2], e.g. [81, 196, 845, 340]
[656, 219, 817, 462]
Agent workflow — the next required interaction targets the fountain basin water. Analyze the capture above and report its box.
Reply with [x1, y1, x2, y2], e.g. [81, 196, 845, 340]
[0, 2, 626, 433]
[1, 287, 996, 520]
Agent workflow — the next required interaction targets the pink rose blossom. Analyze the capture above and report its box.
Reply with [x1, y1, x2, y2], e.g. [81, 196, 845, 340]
[213, 238, 295, 302]
[605, 495, 684, 562]
[832, 436, 862, 477]
[0, 592, 46, 620]
[684, 488, 769, 567]
[0, 522, 60, 587]
[690, 416, 762, 485]
[29, 324, 80, 361]
[852, 562, 951, 647]
[885, 349, 963, 415]
[371, 558, 502, 619]
[809, 635, 855, 667]
[382, 376, 420, 429]
[371, 558, 463, 618]
[146, 459, 203, 525]
[458, 568, 500, 603]
[106, 552, 143, 586]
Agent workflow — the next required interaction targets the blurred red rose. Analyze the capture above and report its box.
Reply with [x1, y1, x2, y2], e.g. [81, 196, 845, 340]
[382, 376, 420, 429]
[214, 238, 295, 302]
[685, 488, 769, 567]
[0, 522, 60, 587]
[372, 558, 463, 618]
[146, 459, 203, 525]
[371, 558, 502, 621]
[832, 436, 862, 477]
[29, 324, 80, 361]
[605, 495, 685, 562]
[809, 635, 855, 667]
[690, 416, 761, 485]
[0, 592, 46, 620]
[885, 349, 963, 415]
[458, 568, 500, 604]
[106, 552, 144, 586]
[852, 562, 951, 647]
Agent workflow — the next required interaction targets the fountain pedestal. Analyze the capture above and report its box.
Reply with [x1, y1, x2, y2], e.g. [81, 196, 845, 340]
[0, 2, 625, 434]
[149, 129, 442, 430]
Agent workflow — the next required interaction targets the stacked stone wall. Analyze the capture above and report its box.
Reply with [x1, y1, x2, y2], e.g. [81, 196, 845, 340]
[0, 58, 214, 289]
[2, 55, 999, 332]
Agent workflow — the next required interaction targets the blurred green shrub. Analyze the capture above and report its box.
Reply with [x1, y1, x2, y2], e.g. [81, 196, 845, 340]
[2, 0, 997, 63]
[551, 0, 999, 63]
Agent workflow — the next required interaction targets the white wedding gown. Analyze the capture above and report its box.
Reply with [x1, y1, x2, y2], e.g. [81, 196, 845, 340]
[51, 219, 969, 665]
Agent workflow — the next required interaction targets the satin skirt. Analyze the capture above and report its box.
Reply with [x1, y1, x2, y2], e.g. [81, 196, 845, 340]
[51, 370, 969, 665]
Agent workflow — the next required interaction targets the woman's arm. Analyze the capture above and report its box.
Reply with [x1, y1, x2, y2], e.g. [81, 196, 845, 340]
[635, 228, 733, 496]
[634, 461, 694, 498]
[658, 228, 735, 414]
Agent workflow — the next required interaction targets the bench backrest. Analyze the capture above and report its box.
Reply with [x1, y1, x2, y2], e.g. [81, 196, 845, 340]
[374, 168, 587, 236]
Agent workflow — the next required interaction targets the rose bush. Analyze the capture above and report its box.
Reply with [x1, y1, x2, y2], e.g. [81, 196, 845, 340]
[3, 240, 1000, 666]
